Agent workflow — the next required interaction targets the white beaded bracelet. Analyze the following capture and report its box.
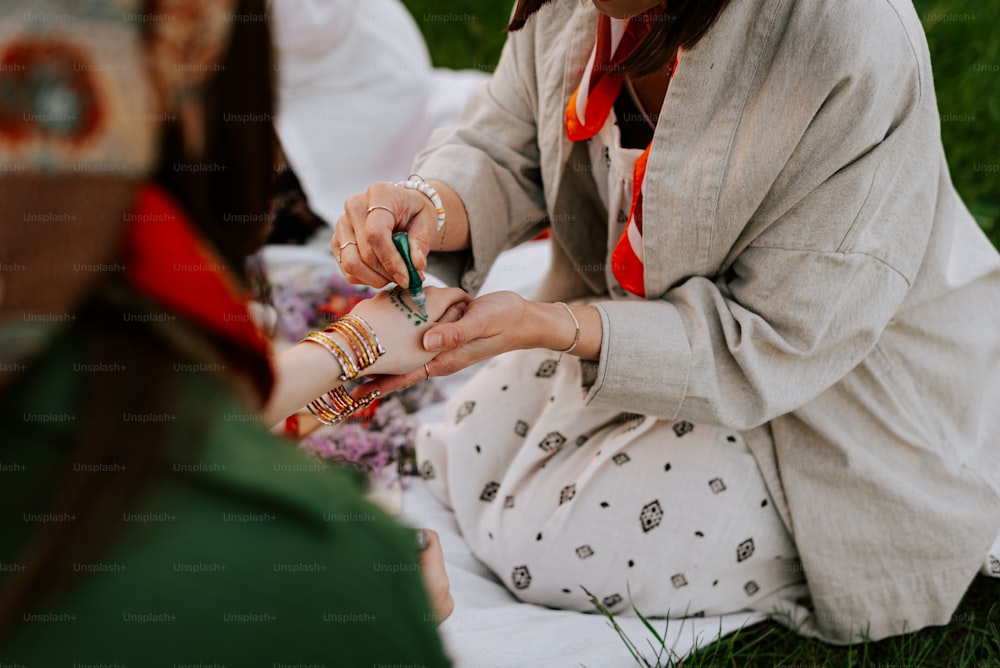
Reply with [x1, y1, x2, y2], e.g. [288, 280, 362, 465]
[396, 176, 446, 232]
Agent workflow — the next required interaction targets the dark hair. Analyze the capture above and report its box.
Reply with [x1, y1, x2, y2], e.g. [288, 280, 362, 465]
[155, 1, 276, 282]
[508, 0, 733, 78]
[0, 0, 275, 633]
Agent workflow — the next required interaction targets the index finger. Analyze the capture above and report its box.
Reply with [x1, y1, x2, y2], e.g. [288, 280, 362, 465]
[359, 188, 409, 287]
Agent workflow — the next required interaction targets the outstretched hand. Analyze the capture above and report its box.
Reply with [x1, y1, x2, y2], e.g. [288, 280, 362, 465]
[361, 291, 532, 396]
[352, 286, 471, 377]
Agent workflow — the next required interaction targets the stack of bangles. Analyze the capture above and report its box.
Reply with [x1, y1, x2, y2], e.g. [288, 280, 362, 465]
[300, 314, 386, 425]
[396, 175, 446, 249]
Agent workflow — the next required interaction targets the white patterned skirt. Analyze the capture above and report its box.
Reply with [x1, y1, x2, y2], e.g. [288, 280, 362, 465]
[417, 348, 806, 618]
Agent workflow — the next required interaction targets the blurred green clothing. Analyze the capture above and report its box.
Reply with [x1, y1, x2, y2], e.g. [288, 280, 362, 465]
[0, 319, 450, 668]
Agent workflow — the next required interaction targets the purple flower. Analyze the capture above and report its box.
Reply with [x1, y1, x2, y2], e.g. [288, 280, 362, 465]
[300, 392, 441, 483]
[270, 265, 445, 483]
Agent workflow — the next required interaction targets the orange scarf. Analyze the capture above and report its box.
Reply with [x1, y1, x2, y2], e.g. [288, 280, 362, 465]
[565, 12, 676, 298]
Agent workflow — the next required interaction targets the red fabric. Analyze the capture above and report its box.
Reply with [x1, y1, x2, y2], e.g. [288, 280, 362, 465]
[565, 14, 650, 142]
[610, 144, 652, 297]
[565, 12, 678, 298]
[123, 184, 273, 399]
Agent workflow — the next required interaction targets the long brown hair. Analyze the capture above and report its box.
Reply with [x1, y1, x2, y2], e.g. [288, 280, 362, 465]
[508, 0, 733, 77]
[0, 0, 275, 633]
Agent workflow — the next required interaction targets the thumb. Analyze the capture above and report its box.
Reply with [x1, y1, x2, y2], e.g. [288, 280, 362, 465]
[422, 322, 469, 353]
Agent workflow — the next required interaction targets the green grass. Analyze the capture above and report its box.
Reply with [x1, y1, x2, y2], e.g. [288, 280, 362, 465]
[400, 0, 1000, 249]
[683, 574, 1000, 668]
[580, 574, 999, 667]
[399, 0, 1000, 664]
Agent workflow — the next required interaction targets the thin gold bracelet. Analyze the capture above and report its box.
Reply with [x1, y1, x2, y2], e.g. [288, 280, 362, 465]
[338, 314, 386, 356]
[554, 302, 580, 364]
[328, 321, 376, 370]
[302, 331, 359, 381]
[307, 387, 382, 426]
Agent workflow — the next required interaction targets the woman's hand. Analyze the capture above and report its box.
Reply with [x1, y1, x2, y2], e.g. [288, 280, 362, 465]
[332, 180, 471, 288]
[354, 286, 470, 377]
[334, 182, 436, 288]
[262, 286, 468, 426]
[362, 292, 603, 397]
[416, 529, 454, 625]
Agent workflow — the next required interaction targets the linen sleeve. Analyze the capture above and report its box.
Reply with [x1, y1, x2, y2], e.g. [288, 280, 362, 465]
[586, 7, 939, 430]
[412, 21, 549, 295]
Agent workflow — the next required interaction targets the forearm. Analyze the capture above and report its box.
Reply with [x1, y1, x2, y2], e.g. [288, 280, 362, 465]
[262, 341, 347, 428]
[262, 331, 393, 427]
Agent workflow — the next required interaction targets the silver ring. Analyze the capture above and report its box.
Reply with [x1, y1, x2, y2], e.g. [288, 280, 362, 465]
[336, 240, 357, 263]
[423, 363, 431, 381]
[366, 205, 396, 217]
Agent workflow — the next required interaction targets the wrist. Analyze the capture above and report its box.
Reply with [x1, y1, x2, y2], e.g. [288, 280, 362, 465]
[301, 314, 384, 381]
[531, 301, 578, 353]
[531, 301, 602, 361]
[427, 179, 470, 252]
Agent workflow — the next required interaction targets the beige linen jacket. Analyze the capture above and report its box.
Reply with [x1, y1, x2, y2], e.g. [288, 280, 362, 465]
[415, 0, 1000, 643]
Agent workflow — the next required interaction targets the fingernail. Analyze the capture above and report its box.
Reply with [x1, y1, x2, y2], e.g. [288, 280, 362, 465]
[415, 529, 430, 551]
[424, 332, 442, 351]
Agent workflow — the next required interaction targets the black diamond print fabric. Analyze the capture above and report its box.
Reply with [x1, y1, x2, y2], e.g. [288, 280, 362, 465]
[672, 421, 694, 437]
[602, 593, 623, 608]
[535, 359, 559, 378]
[480, 481, 500, 502]
[456, 401, 475, 424]
[539, 431, 567, 452]
[559, 484, 576, 505]
[512, 565, 531, 590]
[413, 348, 803, 621]
[640, 500, 664, 532]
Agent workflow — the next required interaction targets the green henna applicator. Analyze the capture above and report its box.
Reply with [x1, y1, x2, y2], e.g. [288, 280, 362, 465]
[391, 231, 428, 318]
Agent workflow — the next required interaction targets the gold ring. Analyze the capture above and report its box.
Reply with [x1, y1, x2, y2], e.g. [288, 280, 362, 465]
[423, 363, 431, 381]
[339, 240, 358, 251]
[366, 205, 396, 217]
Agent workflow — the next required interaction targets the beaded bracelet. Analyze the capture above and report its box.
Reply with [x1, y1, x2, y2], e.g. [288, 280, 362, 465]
[396, 176, 446, 249]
